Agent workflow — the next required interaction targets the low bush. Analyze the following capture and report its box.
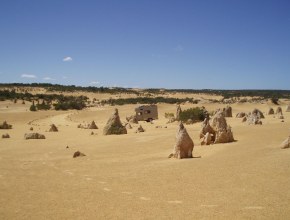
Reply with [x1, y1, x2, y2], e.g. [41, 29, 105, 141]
[179, 107, 206, 123]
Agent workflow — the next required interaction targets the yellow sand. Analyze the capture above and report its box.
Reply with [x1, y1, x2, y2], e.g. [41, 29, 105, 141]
[0, 99, 290, 219]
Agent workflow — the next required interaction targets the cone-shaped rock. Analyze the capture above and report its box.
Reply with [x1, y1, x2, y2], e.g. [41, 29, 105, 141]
[49, 124, 58, 132]
[224, 106, 232, 117]
[136, 125, 145, 133]
[200, 118, 215, 139]
[103, 109, 127, 135]
[268, 108, 274, 115]
[88, 120, 98, 129]
[281, 137, 290, 149]
[276, 107, 282, 115]
[168, 123, 194, 159]
[176, 104, 182, 121]
[24, 133, 46, 139]
[125, 123, 132, 129]
[286, 105, 290, 112]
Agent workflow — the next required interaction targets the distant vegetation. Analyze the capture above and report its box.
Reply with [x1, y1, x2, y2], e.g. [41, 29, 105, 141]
[143, 88, 290, 99]
[0, 89, 88, 111]
[1, 83, 290, 99]
[164, 112, 175, 119]
[1, 83, 290, 109]
[100, 97, 199, 105]
[179, 107, 207, 123]
[0, 83, 140, 95]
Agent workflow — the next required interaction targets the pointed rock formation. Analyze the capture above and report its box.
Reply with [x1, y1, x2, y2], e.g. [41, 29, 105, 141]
[103, 109, 127, 135]
[286, 105, 290, 112]
[136, 125, 145, 133]
[49, 124, 58, 132]
[224, 106, 232, 117]
[168, 123, 194, 159]
[281, 136, 290, 149]
[125, 123, 132, 129]
[176, 104, 182, 121]
[276, 107, 282, 115]
[268, 108, 274, 115]
[200, 118, 215, 139]
[88, 120, 98, 129]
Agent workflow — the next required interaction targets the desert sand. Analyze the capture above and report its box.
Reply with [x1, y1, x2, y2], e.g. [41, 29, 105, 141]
[1, 96, 290, 219]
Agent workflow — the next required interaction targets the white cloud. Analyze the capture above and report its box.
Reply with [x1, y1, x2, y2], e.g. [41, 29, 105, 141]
[62, 76, 68, 79]
[21, 74, 36, 78]
[43, 77, 55, 81]
[90, 81, 100, 85]
[63, 56, 72, 62]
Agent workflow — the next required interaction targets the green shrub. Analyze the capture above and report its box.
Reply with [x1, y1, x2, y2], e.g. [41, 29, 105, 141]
[165, 112, 174, 119]
[54, 101, 86, 110]
[36, 100, 51, 110]
[179, 107, 206, 123]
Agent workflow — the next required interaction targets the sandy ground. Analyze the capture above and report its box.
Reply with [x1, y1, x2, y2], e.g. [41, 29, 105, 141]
[0, 99, 290, 220]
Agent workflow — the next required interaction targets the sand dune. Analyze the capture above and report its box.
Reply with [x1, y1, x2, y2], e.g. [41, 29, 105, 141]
[0, 100, 290, 219]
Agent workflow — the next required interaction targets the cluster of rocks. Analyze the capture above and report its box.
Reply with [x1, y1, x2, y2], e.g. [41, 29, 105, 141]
[268, 106, 284, 119]
[78, 121, 98, 129]
[126, 115, 138, 124]
[200, 112, 234, 145]
[236, 109, 264, 125]
[24, 133, 46, 139]
[2, 133, 10, 138]
[0, 121, 12, 129]
[214, 106, 232, 118]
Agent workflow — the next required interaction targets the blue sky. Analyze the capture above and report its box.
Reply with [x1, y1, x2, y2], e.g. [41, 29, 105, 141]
[0, 0, 289, 89]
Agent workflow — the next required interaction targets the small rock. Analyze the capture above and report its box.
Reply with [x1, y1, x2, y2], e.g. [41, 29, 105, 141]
[73, 151, 86, 158]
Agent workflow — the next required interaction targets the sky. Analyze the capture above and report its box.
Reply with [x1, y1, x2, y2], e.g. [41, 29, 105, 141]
[0, 0, 289, 89]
